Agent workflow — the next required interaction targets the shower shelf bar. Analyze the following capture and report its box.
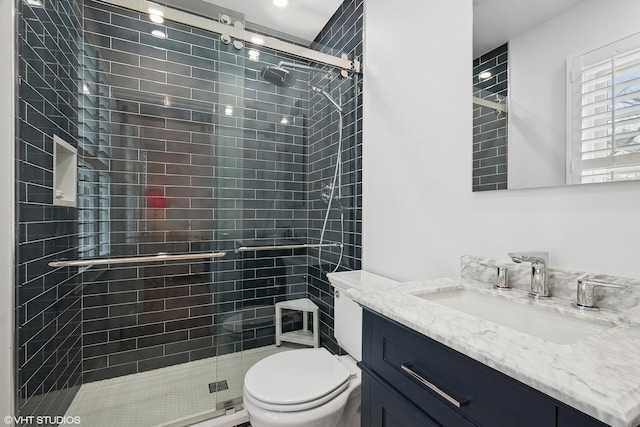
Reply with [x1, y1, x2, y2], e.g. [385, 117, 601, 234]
[234, 243, 342, 253]
[48, 252, 227, 268]
[472, 96, 507, 113]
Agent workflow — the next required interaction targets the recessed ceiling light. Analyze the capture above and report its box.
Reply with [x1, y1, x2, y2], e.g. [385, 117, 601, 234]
[148, 6, 164, 24]
[251, 36, 265, 45]
[479, 71, 492, 81]
[151, 29, 166, 39]
[150, 14, 164, 24]
[280, 117, 289, 124]
[248, 50, 260, 61]
[82, 83, 90, 95]
[273, 0, 288, 7]
[224, 106, 234, 116]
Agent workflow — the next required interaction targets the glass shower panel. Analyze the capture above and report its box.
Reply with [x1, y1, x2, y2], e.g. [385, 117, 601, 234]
[77, 1, 239, 423]
[225, 43, 313, 356]
[214, 36, 355, 355]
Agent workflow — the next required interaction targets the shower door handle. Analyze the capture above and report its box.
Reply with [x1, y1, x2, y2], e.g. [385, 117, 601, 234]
[49, 251, 227, 267]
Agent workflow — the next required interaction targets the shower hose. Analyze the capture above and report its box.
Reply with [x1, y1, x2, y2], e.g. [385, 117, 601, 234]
[318, 109, 344, 275]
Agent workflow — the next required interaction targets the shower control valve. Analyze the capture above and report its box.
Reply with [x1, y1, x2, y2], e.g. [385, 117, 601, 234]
[321, 183, 341, 203]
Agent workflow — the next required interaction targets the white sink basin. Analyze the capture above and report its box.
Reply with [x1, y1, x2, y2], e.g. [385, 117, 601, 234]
[417, 289, 613, 344]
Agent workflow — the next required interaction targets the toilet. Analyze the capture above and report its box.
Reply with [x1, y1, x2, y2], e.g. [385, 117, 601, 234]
[243, 270, 399, 427]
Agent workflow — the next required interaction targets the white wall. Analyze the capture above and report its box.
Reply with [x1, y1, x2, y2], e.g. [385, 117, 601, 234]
[0, 0, 14, 420]
[362, 0, 473, 279]
[363, 0, 640, 282]
[509, 0, 640, 189]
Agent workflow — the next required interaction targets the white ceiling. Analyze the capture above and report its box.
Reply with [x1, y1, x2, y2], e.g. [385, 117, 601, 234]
[183, 1, 588, 58]
[201, 0, 343, 44]
[474, 0, 585, 57]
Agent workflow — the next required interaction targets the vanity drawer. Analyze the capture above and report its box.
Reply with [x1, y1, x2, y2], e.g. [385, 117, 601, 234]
[362, 366, 445, 427]
[363, 309, 556, 427]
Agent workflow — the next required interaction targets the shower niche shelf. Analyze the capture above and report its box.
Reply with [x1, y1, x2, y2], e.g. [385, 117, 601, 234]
[53, 135, 77, 207]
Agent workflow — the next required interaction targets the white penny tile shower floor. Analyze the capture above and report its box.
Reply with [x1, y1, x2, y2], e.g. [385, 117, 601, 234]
[65, 345, 291, 427]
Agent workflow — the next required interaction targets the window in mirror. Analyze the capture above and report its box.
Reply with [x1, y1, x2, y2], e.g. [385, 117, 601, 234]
[568, 32, 640, 184]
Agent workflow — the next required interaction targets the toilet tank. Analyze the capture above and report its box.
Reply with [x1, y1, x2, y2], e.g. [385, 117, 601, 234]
[327, 271, 399, 360]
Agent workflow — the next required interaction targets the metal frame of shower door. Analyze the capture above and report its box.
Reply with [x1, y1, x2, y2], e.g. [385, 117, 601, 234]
[102, 0, 360, 73]
[1, 0, 15, 419]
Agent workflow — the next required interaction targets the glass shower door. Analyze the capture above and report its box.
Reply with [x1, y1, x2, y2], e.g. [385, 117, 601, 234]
[74, 1, 245, 424]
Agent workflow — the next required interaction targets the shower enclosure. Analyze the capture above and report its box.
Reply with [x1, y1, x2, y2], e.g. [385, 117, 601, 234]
[15, 0, 363, 425]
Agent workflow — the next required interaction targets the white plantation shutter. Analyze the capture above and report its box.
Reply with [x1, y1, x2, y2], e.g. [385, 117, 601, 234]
[569, 33, 640, 184]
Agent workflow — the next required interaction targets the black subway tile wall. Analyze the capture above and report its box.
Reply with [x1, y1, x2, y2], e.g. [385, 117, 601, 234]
[16, 0, 83, 421]
[473, 43, 508, 192]
[308, 0, 363, 354]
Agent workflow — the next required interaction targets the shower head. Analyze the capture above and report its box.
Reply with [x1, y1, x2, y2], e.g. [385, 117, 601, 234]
[261, 65, 296, 88]
[262, 61, 334, 88]
[261, 62, 342, 113]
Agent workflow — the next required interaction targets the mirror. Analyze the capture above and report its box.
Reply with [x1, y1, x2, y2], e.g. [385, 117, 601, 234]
[473, 0, 640, 191]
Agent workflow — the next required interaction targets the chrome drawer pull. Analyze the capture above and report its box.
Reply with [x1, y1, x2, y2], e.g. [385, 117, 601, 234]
[401, 363, 467, 408]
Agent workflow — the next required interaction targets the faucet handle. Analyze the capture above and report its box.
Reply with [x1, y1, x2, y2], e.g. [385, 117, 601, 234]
[480, 263, 510, 289]
[572, 279, 627, 311]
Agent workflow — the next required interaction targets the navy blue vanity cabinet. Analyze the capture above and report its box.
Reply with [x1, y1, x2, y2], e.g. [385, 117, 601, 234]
[362, 368, 442, 427]
[360, 309, 608, 427]
[557, 405, 609, 427]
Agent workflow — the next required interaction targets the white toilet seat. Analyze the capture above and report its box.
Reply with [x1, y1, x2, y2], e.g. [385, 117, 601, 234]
[244, 348, 352, 412]
[244, 380, 350, 412]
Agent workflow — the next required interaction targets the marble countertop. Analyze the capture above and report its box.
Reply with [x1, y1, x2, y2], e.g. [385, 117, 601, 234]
[347, 277, 640, 427]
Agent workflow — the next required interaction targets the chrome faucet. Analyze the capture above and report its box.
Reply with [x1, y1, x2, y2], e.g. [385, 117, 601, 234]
[572, 279, 627, 311]
[508, 251, 550, 298]
[480, 263, 510, 289]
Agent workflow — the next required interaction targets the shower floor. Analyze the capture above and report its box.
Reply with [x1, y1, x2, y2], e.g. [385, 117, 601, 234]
[65, 345, 291, 427]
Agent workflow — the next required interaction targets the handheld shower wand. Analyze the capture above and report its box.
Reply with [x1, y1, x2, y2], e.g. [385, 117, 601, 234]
[260, 61, 346, 274]
[310, 85, 343, 112]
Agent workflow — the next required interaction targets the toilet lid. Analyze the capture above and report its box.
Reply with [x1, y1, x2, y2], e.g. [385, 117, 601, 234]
[244, 348, 350, 406]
